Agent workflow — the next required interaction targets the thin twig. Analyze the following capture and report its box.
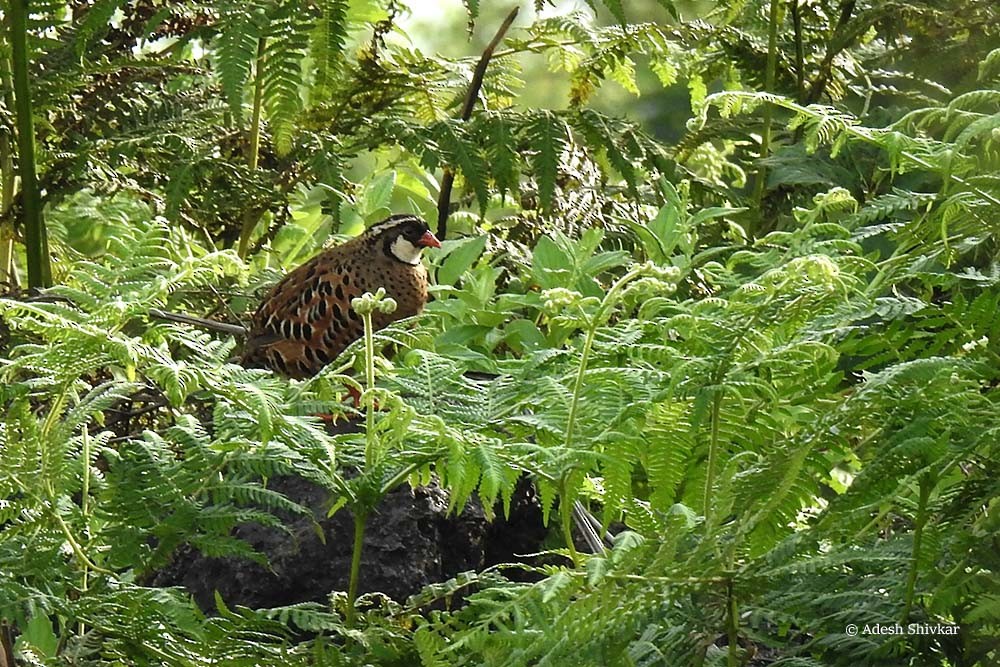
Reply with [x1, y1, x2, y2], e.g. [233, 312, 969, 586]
[805, 0, 857, 104]
[148, 307, 249, 336]
[105, 397, 171, 424]
[435, 7, 520, 240]
[791, 0, 805, 101]
[750, 0, 782, 221]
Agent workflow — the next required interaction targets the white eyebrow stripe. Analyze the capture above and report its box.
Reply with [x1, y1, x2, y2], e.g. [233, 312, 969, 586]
[364, 215, 425, 237]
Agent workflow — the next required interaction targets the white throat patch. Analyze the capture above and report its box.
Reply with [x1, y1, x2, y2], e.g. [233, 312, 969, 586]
[390, 235, 423, 265]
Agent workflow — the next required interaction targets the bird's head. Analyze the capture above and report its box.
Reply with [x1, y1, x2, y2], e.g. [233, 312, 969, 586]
[368, 214, 441, 265]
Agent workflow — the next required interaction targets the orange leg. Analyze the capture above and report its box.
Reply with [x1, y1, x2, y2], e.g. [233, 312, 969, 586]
[313, 384, 368, 425]
[347, 384, 362, 409]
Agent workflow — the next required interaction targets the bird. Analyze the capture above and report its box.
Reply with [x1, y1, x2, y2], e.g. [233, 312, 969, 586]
[241, 214, 441, 378]
[148, 214, 441, 377]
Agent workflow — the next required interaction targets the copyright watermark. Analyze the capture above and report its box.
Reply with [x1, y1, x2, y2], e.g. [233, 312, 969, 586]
[845, 623, 959, 637]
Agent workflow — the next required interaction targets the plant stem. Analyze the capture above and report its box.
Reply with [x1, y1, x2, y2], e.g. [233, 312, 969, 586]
[247, 38, 266, 172]
[700, 289, 776, 521]
[790, 0, 805, 101]
[436, 6, 519, 239]
[346, 509, 367, 628]
[703, 389, 723, 520]
[805, 1, 857, 104]
[236, 38, 268, 259]
[1, 126, 15, 285]
[726, 577, 740, 667]
[0, 231, 12, 287]
[751, 0, 781, 222]
[564, 267, 642, 451]
[564, 323, 598, 452]
[901, 475, 932, 625]
[362, 310, 377, 466]
[9, 0, 51, 287]
[346, 302, 379, 626]
[79, 426, 91, 635]
[52, 510, 111, 575]
[559, 483, 580, 565]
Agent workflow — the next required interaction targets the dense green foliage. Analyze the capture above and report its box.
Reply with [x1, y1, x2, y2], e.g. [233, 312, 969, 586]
[1, 0, 998, 665]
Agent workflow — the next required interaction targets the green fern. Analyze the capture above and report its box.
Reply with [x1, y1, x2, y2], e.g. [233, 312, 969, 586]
[216, 4, 262, 121]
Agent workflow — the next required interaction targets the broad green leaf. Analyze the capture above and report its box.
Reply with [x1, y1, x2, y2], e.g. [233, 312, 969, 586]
[437, 235, 487, 286]
[582, 250, 630, 278]
[532, 235, 574, 289]
[651, 210, 681, 259]
[689, 206, 747, 226]
[437, 324, 494, 346]
[503, 319, 547, 352]
[20, 614, 58, 658]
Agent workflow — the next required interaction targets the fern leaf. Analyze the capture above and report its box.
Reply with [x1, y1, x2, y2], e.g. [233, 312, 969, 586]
[261, 15, 310, 155]
[600, 0, 627, 24]
[462, 0, 480, 22]
[573, 108, 639, 197]
[432, 120, 490, 215]
[525, 110, 569, 213]
[479, 111, 521, 198]
[216, 7, 260, 122]
[310, 0, 348, 101]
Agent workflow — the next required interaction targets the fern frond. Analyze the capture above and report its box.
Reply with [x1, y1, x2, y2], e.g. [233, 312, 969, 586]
[525, 110, 570, 212]
[217, 6, 261, 121]
[261, 13, 310, 155]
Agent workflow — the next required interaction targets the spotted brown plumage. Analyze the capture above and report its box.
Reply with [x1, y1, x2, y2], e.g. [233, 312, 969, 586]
[242, 215, 441, 378]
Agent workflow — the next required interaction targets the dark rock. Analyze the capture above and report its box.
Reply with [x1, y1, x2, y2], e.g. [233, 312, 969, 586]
[153, 474, 546, 611]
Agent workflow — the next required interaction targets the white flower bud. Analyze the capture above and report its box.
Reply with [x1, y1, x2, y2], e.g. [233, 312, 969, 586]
[541, 287, 583, 312]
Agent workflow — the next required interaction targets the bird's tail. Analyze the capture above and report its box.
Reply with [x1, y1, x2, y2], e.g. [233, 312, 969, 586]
[148, 308, 249, 337]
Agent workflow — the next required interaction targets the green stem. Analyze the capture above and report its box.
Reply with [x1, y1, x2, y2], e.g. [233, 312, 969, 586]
[237, 38, 267, 259]
[362, 311, 377, 467]
[790, 0, 805, 101]
[346, 509, 367, 628]
[559, 483, 580, 565]
[751, 0, 781, 221]
[702, 389, 723, 520]
[52, 510, 110, 575]
[699, 288, 779, 522]
[81, 427, 91, 517]
[563, 323, 598, 452]
[901, 475, 932, 625]
[1, 126, 15, 285]
[9, 0, 51, 287]
[41, 390, 68, 455]
[380, 456, 439, 496]
[247, 38, 266, 172]
[79, 426, 91, 634]
[726, 577, 739, 667]
[564, 267, 642, 451]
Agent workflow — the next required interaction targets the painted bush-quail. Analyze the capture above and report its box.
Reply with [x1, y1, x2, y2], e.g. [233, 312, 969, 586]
[242, 214, 441, 378]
